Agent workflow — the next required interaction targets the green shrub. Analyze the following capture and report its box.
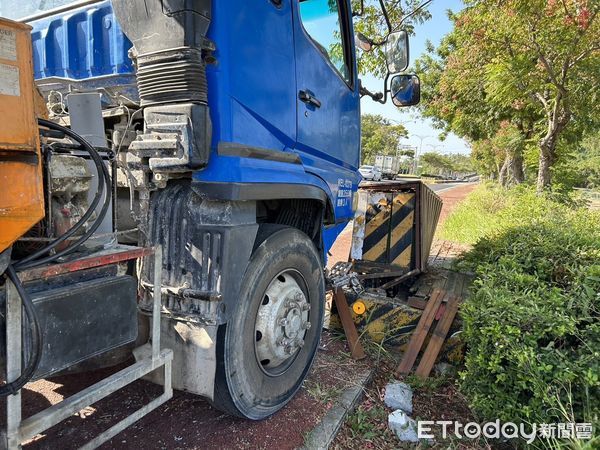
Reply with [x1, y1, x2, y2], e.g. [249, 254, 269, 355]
[453, 186, 600, 435]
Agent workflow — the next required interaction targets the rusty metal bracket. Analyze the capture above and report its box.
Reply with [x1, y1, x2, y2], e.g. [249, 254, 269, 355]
[327, 261, 364, 295]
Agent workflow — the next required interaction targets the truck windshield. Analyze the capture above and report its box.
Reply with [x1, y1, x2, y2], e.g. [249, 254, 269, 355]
[0, 0, 80, 20]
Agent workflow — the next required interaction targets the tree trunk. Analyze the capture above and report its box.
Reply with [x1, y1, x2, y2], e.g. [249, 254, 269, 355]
[512, 148, 525, 184]
[500, 148, 525, 188]
[535, 92, 571, 193]
[536, 141, 554, 192]
[499, 155, 509, 187]
[536, 114, 569, 192]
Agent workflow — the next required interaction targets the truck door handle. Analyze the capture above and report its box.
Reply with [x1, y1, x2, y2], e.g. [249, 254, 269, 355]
[299, 90, 322, 108]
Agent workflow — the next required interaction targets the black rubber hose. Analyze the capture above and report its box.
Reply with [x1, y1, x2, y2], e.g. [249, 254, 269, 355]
[14, 119, 111, 270]
[0, 265, 42, 396]
[1, 119, 112, 395]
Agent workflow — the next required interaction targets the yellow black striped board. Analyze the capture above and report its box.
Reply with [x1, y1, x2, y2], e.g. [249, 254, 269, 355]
[361, 192, 416, 268]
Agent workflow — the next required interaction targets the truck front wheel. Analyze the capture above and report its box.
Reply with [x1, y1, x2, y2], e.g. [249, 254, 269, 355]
[212, 226, 325, 419]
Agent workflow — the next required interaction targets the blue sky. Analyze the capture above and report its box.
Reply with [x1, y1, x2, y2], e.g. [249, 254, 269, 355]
[359, 0, 469, 155]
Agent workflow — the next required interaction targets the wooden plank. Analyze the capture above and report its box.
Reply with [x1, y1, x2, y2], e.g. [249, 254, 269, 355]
[435, 303, 446, 321]
[379, 269, 421, 290]
[444, 270, 458, 293]
[407, 296, 427, 310]
[395, 288, 445, 376]
[357, 269, 408, 280]
[333, 288, 366, 360]
[432, 273, 448, 292]
[413, 279, 433, 299]
[451, 272, 466, 298]
[415, 294, 461, 378]
[352, 260, 397, 273]
[461, 274, 474, 299]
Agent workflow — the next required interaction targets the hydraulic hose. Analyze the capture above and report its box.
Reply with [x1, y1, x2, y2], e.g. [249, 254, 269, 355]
[0, 265, 43, 396]
[1, 119, 113, 396]
[14, 119, 111, 270]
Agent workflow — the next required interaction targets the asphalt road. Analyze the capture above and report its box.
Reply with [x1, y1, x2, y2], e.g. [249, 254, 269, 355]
[428, 182, 463, 192]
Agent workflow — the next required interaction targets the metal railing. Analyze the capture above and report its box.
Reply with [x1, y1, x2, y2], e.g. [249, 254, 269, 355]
[3, 245, 172, 449]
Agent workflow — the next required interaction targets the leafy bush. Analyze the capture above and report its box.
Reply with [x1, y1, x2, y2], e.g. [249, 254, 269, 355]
[452, 186, 600, 434]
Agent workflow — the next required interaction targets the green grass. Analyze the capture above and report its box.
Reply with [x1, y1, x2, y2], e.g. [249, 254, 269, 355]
[304, 380, 344, 405]
[439, 183, 597, 245]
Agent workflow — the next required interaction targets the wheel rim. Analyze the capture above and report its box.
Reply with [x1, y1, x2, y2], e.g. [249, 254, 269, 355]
[254, 269, 311, 376]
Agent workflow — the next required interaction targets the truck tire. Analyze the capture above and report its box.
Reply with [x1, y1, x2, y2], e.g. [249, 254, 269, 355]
[212, 225, 325, 419]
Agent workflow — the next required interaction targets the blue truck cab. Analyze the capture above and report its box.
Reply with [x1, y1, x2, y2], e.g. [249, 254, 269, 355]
[3, 0, 419, 419]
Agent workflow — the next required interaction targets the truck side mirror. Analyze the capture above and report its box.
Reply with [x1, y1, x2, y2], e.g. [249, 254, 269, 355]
[384, 31, 409, 73]
[391, 74, 420, 107]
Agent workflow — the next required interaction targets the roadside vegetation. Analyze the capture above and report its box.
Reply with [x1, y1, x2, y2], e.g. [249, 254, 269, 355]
[440, 184, 594, 245]
[441, 184, 600, 447]
[416, 0, 599, 192]
[347, 0, 600, 447]
[360, 114, 475, 178]
[420, 5, 600, 438]
[418, 151, 474, 178]
[361, 114, 410, 165]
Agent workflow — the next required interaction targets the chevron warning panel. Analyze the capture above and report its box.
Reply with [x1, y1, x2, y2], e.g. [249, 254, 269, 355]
[360, 191, 416, 268]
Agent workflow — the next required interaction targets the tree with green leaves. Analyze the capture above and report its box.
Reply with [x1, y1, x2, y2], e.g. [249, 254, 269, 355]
[419, 151, 474, 177]
[416, 0, 600, 192]
[361, 114, 408, 164]
[419, 152, 452, 175]
[467, 0, 599, 191]
[415, 9, 540, 187]
[352, 0, 432, 77]
[554, 131, 600, 189]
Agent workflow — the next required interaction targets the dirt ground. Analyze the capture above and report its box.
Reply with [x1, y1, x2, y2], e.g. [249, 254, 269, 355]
[331, 358, 482, 450]
[7, 182, 478, 449]
[4, 332, 367, 449]
[428, 183, 478, 269]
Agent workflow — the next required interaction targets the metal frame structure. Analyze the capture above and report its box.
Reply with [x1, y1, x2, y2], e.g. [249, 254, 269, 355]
[357, 180, 442, 272]
[2, 245, 173, 449]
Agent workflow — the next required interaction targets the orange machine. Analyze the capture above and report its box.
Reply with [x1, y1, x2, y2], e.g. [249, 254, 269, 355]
[0, 18, 44, 253]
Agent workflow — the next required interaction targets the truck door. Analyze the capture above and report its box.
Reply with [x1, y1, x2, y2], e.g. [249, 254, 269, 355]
[293, 0, 360, 169]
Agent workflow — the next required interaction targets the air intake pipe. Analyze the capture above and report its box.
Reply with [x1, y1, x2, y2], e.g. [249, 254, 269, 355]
[112, 0, 212, 106]
[112, 0, 213, 181]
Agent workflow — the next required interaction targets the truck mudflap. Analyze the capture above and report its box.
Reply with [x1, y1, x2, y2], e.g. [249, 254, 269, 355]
[134, 318, 218, 399]
[137, 182, 258, 398]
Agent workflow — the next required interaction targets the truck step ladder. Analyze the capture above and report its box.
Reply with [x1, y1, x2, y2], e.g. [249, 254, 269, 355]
[2, 246, 173, 449]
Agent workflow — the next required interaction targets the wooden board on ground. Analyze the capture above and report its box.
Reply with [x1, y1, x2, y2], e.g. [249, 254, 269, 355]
[408, 268, 472, 303]
[415, 294, 461, 378]
[333, 288, 366, 360]
[395, 288, 444, 375]
[407, 296, 427, 310]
